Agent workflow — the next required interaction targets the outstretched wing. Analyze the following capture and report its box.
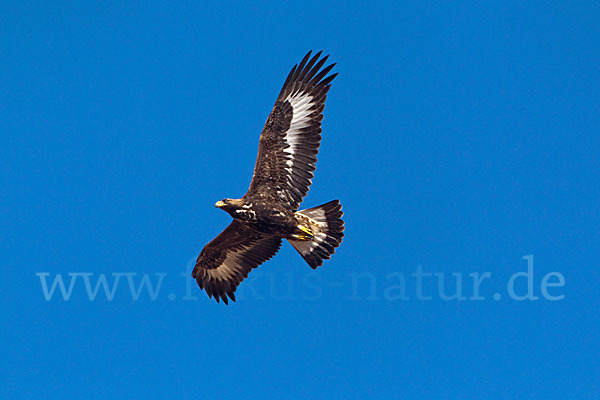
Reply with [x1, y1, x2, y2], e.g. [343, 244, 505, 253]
[192, 220, 282, 304]
[245, 51, 337, 211]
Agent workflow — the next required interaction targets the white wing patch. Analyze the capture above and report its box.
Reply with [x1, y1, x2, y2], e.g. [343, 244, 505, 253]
[206, 249, 245, 281]
[283, 93, 315, 171]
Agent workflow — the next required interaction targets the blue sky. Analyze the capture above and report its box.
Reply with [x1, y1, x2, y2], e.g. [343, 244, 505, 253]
[2, 1, 599, 398]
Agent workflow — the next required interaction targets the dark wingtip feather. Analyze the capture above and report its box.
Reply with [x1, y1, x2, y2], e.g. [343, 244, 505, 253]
[228, 292, 236, 303]
[296, 51, 313, 76]
[299, 51, 324, 81]
[277, 51, 336, 102]
[320, 72, 338, 88]
[310, 63, 336, 87]
[304, 55, 329, 83]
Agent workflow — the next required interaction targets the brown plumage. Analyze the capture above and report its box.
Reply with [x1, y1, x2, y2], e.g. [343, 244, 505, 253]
[192, 51, 344, 304]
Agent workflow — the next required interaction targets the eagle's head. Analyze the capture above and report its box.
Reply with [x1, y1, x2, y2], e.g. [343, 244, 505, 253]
[215, 198, 243, 215]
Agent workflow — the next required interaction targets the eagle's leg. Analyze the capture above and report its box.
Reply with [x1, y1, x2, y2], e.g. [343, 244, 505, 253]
[299, 225, 313, 236]
[292, 225, 314, 241]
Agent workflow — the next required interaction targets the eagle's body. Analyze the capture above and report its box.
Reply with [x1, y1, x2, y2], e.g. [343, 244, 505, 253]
[193, 51, 344, 304]
[217, 198, 301, 238]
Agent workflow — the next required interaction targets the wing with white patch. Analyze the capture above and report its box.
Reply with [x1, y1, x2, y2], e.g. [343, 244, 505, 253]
[192, 220, 282, 304]
[245, 51, 337, 211]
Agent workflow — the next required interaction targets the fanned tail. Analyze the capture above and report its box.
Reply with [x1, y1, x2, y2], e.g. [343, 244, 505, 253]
[288, 200, 344, 269]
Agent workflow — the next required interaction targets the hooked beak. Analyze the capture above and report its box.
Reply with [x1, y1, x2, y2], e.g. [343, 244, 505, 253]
[215, 200, 226, 208]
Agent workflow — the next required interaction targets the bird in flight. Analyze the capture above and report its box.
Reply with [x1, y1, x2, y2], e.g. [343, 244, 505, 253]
[192, 51, 344, 304]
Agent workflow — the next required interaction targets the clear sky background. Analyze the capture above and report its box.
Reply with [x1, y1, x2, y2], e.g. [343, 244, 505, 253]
[2, 1, 599, 399]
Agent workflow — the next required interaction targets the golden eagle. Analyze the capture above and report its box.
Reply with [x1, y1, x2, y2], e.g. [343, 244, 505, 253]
[193, 51, 344, 304]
